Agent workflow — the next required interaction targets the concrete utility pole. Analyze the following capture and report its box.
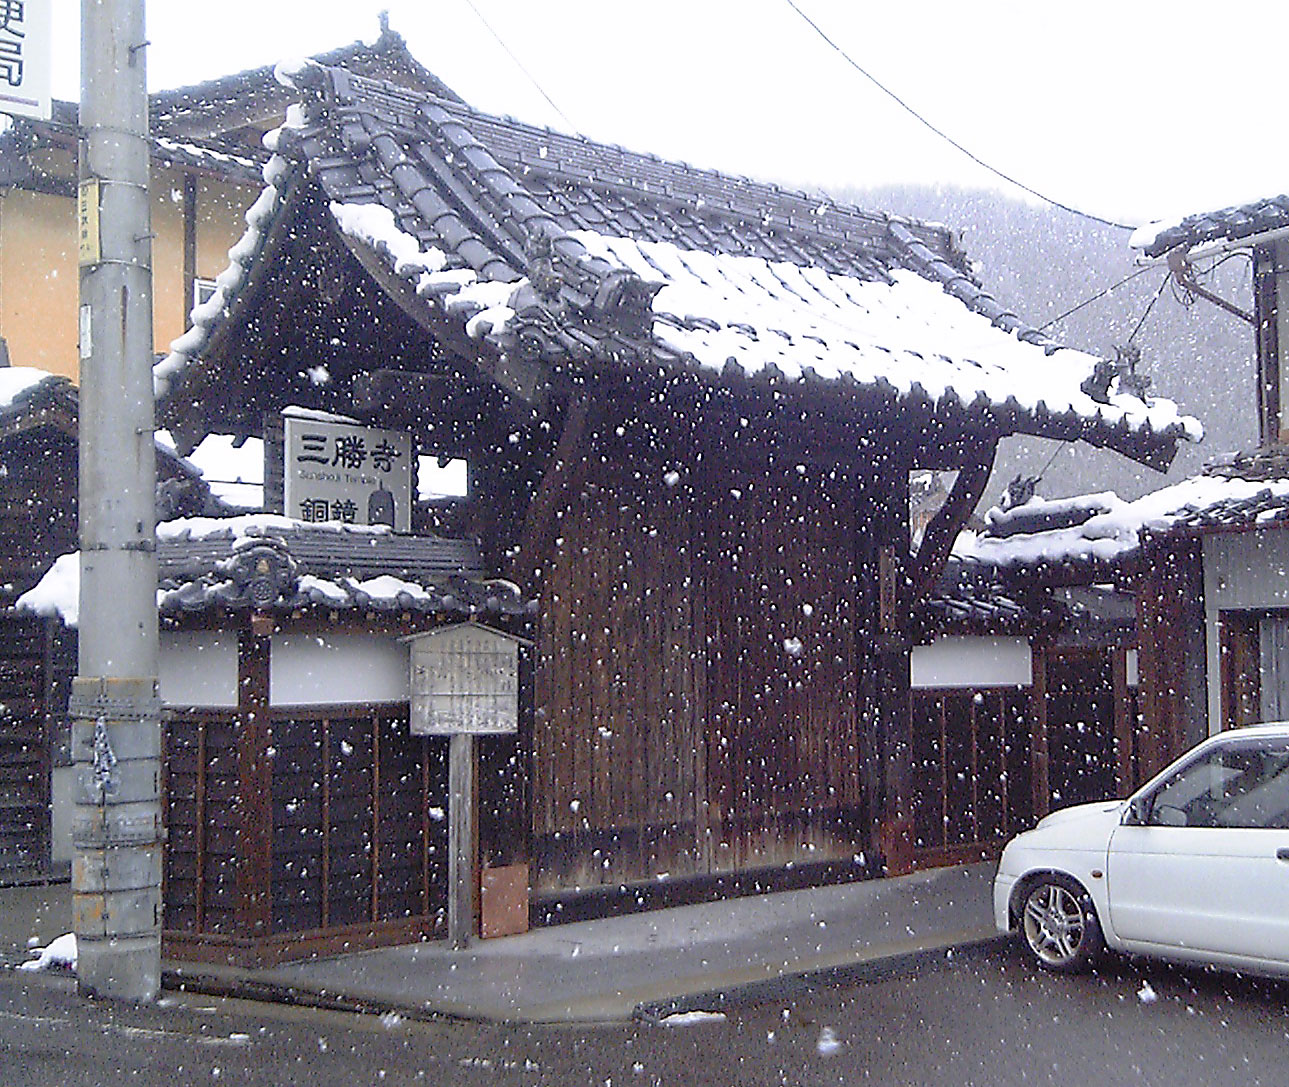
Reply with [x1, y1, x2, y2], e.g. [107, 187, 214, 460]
[72, 0, 163, 1001]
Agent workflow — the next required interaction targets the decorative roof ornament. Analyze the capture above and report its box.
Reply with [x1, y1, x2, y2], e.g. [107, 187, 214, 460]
[1112, 344, 1152, 400]
[1000, 474, 1041, 512]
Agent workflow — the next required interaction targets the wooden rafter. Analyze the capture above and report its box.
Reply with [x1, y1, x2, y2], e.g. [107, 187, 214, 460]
[909, 440, 998, 605]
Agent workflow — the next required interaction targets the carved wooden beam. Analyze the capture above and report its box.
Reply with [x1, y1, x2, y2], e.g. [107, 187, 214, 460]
[909, 440, 998, 605]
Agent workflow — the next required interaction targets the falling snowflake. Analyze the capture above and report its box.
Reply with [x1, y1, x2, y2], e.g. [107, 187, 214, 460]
[817, 1026, 842, 1056]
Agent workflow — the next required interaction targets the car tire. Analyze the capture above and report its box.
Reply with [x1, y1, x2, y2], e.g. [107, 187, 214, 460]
[1018, 874, 1104, 973]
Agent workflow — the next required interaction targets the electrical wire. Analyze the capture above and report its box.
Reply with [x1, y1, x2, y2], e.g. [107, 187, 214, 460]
[1037, 265, 1158, 331]
[1021, 257, 1173, 486]
[457, 0, 579, 133]
[781, 0, 1138, 232]
[1129, 272, 1171, 343]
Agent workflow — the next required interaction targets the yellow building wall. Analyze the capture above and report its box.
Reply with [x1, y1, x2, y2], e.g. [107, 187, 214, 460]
[0, 187, 79, 378]
[0, 165, 256, 383]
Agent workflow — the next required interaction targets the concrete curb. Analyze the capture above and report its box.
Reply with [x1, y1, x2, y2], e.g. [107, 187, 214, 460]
[157, 929, 1007, 1026]
[635, 931, 1008, 1022]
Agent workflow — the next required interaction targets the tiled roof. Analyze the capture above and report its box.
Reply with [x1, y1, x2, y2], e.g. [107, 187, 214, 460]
[1132, 194, 1289, 258]
[4, 27, 452, 191]
[0, 368, 76, 436]
[957, 475, 1289, 570]
[16, 517, 530, 628]
[917, 560, 1050, 636]
[1168, 486, 1289, 530]
[156, 517, 529, 618]
[149, 26, 462, 140]
[157, 63, 1200, 467]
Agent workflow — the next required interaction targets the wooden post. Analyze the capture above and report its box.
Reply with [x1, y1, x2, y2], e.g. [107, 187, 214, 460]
[1111, 649, 1134, 796]
[237, 627, 273, 941]
[448, 732, 477, 949]
[1029, 643, 1051, 821]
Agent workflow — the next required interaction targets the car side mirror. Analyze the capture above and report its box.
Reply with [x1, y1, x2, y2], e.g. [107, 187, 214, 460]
[1122, 797, 1150, 826]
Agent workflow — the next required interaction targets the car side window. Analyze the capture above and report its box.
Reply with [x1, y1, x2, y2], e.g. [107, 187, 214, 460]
[1146, 742, 1289, 829]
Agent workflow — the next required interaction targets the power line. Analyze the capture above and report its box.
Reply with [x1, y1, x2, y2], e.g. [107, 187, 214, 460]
[781, 0, 1137, 232]
[457, 0, 579, 133]
[1022, 261, 1173, 486]
[1128, 269, 1171, 343]
[1037, 265, 1159, 331]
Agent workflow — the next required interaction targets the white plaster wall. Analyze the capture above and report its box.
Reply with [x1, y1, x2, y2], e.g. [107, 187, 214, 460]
[159, 630, 238, 708]
[911, 636, 1032, 690]
[1205, 530, 1289, 611]
[1203, 530, 1289, 735]
[271, 632, 409, 706]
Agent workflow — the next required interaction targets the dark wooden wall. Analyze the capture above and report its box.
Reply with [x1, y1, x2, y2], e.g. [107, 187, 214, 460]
[1136, 539, 1207, 777]
[0, 616, 71, 880]
[163, 702, 450, 964]
[0, 432, 78, 603]
[1044, 649, 1119, 808]
[909, 687, 1032, 865]
[531, 455, 877, 895]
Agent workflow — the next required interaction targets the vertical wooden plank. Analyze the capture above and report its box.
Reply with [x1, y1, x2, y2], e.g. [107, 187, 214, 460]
[876, 461, 914, 876]
[195, 720, 206, 934]
[1029, 643, 1051, 820]
[448, 732, 477, 948]
[181, 174, 197, 330]
[1111, 650, 1134, 797]
[969, 691, 980, 844]
[371, 710, 381, 922]
[1254, 244, 1280, 447]
[422, 738, 431, 916]
[236, 628, 273, 940]
[321, 717, 331, 930]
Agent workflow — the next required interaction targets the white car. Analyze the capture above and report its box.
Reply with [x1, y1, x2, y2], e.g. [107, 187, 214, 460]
[995, 723, 1289, 976]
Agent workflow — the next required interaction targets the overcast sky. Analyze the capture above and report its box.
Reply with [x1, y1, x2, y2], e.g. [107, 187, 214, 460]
[47, 2, 1289, 229]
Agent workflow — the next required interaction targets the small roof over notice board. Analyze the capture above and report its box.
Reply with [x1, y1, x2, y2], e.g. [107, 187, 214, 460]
[404, 622, 530, 736]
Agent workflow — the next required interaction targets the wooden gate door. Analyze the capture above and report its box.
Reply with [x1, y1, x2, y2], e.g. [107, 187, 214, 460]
[1045, 650, 1117, 809]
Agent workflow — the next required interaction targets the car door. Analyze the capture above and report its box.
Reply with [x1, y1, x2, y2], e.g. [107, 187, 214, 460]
[1105, 736, 1289, 966]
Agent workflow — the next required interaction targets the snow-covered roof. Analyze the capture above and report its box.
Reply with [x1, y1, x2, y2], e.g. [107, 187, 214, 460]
[957, 476, 1289, 569]
[1132, 193, 1289, 257]
[16, 515, 530, 628]
[0, 366, 77, 439]
[155, 62, 1198, 468]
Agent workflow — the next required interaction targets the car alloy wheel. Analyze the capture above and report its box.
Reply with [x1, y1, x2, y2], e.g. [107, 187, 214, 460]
[1020, 875, 1102, 972]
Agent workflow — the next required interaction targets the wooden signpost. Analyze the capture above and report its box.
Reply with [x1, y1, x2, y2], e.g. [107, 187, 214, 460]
[405, 623, 524, 948]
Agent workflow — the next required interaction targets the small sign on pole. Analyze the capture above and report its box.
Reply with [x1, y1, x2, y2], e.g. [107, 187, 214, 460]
[0, 1, 51, 121]
[404, 623, 527, 947]
[407, 623, 522, 737]
[78, 179, 101, 266]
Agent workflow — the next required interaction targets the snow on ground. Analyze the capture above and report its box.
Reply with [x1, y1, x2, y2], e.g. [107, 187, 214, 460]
[18, 932, 76, 973]
[658, 1010, 726, 1026]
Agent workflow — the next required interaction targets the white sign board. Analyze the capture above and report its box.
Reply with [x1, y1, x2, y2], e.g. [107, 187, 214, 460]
[408, 624, 520, 736]
[283, 415, 412, 531]
[0, 2, 50, 121]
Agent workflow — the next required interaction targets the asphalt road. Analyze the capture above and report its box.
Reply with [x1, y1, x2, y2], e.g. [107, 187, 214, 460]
[4, 941, 1289, 1087]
